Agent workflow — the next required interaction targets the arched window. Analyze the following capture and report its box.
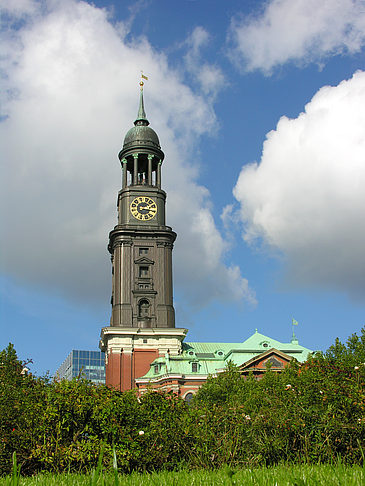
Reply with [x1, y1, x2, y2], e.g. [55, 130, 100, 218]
[138, 299, 150, 318]
[184, 392, 194, 404]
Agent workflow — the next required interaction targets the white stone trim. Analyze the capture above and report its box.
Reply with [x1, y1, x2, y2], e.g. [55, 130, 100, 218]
[135, 373, 209, 385]
[99, 327, 188, 356]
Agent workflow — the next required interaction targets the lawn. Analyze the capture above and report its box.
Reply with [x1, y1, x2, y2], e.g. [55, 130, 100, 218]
[1, 464, 364, 485]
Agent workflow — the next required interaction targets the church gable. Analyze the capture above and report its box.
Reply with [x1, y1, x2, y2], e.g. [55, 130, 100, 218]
[239, 348, 293, 375]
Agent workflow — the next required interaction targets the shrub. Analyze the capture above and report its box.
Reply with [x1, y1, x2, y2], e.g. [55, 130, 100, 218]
[0, 329, 364, 475]
[0, 344, 47, 475]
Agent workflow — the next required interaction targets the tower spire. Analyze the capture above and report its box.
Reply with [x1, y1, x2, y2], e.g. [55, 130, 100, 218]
[135, 73, 149, 126]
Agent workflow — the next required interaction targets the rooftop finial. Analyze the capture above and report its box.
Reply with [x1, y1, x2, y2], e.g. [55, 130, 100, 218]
[140, 71, 148, 89]
[135, 72, 149, 126]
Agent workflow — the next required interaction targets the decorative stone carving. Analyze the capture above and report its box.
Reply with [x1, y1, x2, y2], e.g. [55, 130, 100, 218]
[113, 239, 133, 248]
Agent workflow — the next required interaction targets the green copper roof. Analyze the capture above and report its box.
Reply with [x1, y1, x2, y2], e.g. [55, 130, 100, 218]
[123, 125, 161, 150]
[139, 331, 312, 381]
[120, 87, 163, 156]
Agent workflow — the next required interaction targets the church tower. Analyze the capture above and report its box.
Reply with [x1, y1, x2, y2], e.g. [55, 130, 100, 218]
[100, 79, 187, 391]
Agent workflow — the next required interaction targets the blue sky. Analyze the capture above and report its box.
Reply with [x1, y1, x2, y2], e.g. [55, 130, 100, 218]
[1, 0, 365, 376]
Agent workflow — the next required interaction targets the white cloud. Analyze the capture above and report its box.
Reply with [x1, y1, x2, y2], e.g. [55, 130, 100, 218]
[0, 0, 253, 311]
[183, 26, 226, 98]
[228, 0, 365, 73]
[233, 71, 365, 299]
[0, 0, 39, 17]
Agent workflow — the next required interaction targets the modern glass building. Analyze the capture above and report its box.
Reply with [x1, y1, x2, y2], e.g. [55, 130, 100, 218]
[55, 350, 105, 384]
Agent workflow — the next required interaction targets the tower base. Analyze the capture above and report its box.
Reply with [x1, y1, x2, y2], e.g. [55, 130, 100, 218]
[99, 327, 187, 391]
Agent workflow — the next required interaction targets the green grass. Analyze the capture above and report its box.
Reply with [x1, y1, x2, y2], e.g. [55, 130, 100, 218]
[1, 464, 364, 486]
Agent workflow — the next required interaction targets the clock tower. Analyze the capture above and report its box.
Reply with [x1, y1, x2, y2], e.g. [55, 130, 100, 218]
[100, 80, 187, 391]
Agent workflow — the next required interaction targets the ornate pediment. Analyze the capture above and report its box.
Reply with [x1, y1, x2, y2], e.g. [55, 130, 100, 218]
[134, 257, 154, 264]
[239, 348, 293, 373]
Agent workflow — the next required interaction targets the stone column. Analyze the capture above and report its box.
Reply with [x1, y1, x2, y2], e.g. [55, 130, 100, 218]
[122, 158, 127, 188]
[133, 153, 138, 185]
[156, 240, 175, 327]
[112, 242, 122, 326]
[156, 161, 161, 188]
[156, 241, 166, 301]
[121, 240, 133, 326]
[148, 155, 153, 186]
[164, 242, 174, 307]
[112, 240, 133, 327]
[110, 254, 115, 324]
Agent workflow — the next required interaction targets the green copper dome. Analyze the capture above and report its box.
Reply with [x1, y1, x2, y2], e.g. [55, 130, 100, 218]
[123, 124, 161, 150]
[119, 87, 164, 161]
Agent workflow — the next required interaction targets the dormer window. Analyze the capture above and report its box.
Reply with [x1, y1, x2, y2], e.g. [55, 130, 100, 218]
[154, 364, 160, 374]
[192, 362, 198, 373]
[260, 341, 270, 348]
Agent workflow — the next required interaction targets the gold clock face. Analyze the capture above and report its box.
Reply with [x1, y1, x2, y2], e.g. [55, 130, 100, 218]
[130, 196, 157, 221]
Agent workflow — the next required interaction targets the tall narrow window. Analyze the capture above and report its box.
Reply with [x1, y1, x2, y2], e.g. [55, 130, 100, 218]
[138, 299, 150, 318]
[192, 362, 198, 373]
[139, 266, 149, 277]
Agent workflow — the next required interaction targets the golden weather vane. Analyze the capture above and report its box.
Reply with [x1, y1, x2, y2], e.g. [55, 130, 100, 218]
[140, 71, 149, 90]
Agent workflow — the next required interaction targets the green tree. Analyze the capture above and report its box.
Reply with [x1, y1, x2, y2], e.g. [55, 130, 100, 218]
[325, 327, 365, 367]
[0, 344, 46, 474]
[195, 361, 243, 405]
